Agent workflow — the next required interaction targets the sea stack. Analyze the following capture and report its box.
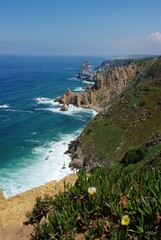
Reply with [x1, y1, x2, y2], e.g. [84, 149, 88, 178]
[77, 61, 96, 82]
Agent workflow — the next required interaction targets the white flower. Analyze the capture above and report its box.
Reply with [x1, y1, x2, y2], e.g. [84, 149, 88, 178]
[88, 187, 97, 196]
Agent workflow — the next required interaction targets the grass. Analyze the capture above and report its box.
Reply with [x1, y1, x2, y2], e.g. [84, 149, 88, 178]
[78, 77, 161, 169]
[26, 167, 161, 239]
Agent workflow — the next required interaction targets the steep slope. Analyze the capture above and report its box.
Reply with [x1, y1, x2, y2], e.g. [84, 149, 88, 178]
[57, 63, 137, 109]
[68, 57, 161, 169]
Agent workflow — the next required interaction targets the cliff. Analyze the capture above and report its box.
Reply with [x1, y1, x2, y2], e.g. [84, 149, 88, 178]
[58, 57, 161, 110]
[77, 59, 135, 82]
[67, 56, 161, 169]
[57, 62, 137, 109]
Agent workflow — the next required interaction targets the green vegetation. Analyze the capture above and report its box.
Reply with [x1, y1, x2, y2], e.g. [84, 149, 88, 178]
[120, 146, 147, 166]
[79, 76, 161, 169]
[27, 167, 161, 239]
[120, 133, 161, 169]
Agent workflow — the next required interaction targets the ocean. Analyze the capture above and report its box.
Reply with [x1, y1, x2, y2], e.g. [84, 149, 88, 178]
[0, 55, 106, 198]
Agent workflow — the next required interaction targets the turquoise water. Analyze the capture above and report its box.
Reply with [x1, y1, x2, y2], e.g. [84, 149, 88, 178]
[0, 55, 106, 197]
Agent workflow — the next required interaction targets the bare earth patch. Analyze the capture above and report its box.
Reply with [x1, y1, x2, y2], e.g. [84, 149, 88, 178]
[0, 174, 77, 240]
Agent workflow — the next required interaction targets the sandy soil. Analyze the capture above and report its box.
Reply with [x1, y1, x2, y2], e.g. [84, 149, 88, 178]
[0, 173, 77, 240]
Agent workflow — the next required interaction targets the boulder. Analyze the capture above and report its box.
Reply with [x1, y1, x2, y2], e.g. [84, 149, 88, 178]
[60, 104, 68, 111]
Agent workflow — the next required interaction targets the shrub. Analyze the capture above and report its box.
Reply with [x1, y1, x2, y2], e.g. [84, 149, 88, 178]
[26, 167, 161, 239]
[120, 147, 147, 166]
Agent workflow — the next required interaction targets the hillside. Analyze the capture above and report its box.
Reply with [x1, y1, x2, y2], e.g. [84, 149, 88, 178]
[68, 56, 161, 170]
[26, 56, 161, 240]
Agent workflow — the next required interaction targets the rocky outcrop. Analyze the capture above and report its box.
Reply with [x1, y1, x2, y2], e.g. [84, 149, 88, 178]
[67, 139, 84, 169]
[57, 63, 137, 109]
[77, 61, 95, 82]
[94, 63, 137, 107]
[60, 103, 68, 111]
[58, 88, 100, 109]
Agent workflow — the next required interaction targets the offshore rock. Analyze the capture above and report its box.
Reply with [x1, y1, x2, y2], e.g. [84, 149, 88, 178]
[60, 103, 68, 111]
[77, 61, 96, 82]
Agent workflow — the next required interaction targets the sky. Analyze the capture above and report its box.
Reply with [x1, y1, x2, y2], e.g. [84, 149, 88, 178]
[0, 0, 161, 56]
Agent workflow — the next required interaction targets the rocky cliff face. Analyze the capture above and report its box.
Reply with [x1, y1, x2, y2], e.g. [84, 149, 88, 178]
[57, 62, 137, 109]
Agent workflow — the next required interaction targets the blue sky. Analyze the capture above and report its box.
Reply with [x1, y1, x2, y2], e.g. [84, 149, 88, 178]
[0, 0, 161, 56]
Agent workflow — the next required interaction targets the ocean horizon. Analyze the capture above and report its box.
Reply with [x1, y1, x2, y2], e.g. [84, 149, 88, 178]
[0, 55, 110, 198]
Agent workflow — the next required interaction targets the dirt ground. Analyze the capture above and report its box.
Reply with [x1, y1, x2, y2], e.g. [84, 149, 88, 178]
[0, 174, 77, 240]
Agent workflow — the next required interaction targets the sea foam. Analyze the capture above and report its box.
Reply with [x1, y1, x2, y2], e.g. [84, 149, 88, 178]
[73, 87, 85, 92]
[0, 132, 78, 198]
[35, 97, 97, 117]
[0, 104, 9, 108]
[34, 97, 59, 106]
[0, 98, 96, 198]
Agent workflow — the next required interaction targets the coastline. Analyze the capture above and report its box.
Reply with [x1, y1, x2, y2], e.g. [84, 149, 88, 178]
[1, 104, 97, 199]
[1, 137, 77, 198]
[0, 105, 96, 239]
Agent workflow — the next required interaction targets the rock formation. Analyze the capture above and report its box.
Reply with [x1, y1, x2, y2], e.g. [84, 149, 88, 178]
[60, 103, 68, 111]
[57, 62, 137, 109]
[77, 59, 135, 82]
[77, 61, 96, 81]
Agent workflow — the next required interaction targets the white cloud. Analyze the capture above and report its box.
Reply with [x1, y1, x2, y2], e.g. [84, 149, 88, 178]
[147, 31, 161, 43]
